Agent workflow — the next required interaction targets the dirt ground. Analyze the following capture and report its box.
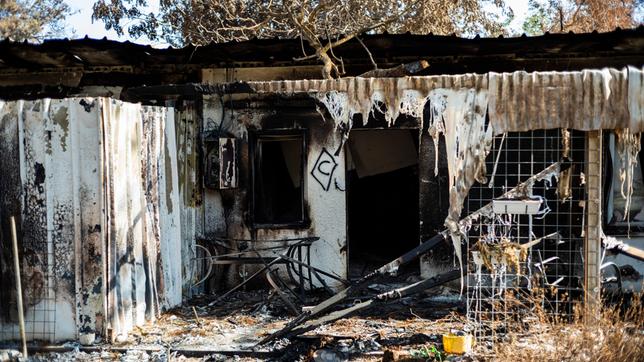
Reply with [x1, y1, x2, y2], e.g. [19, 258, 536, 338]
[26, 279, 471, 361]
[16, 279, 644, 361]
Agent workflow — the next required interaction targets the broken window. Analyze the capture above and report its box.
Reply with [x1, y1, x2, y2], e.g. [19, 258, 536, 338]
[606, 132, 644, 228]
[250, 131, 306, 227]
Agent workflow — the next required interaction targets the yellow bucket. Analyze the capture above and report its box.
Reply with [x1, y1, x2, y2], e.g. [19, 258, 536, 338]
[442, 334, 473, 354]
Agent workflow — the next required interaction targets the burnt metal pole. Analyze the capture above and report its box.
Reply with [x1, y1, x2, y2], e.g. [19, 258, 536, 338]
[11, 216, 27, 359]
[259, 161, 569, 345]
[259, 269, 461, 344]
[585, 131, 602, 315]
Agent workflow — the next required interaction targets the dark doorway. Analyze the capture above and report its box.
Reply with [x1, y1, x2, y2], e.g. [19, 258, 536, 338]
[346, 129, 420, 279]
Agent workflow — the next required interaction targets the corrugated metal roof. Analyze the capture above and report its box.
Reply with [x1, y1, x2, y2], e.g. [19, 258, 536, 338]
[0, 27, 642, 100]
[245, 66, 644, 132]
[1, 27, 643, 71]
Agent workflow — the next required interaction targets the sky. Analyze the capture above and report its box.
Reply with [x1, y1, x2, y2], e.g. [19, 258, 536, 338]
[65, 0, 530, 46]
[66, 0, 162, 45]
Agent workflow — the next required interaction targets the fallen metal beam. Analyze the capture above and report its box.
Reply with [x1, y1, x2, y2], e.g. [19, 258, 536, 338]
[259, 161, 567, 345]
[603, 237, 644, 262]
[208, 257, 281, 306]
[259, 269, 460, 344]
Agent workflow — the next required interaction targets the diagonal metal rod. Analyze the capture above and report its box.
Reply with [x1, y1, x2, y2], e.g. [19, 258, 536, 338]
[208, 257, 282, 306]
[259, 160, 568, 345]
[259, 269, 461, 344]
[11, 216, 27, 359]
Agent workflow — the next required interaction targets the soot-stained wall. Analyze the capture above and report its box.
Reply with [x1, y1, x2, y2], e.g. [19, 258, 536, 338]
[199, 94, 457, 287]
[201, 95, 348, 288]
[0, 98, 183, 343]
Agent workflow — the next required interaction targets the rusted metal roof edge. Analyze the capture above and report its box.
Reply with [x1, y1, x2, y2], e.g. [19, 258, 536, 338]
[243, 66, 644, 133]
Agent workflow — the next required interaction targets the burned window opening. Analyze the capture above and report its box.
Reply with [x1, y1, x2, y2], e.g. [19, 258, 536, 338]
[605, 132, 644, 232]
[250, 131, 307, 228]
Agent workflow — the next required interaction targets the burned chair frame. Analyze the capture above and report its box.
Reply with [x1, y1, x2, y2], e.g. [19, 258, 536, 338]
[193, 236, 349, 307]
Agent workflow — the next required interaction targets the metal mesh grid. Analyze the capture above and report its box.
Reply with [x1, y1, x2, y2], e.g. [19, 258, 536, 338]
[465, 129, 586, 344]
[1, 230, 57, 342]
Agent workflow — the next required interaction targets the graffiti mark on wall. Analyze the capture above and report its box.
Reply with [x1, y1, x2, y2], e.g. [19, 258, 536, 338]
[311, 148, 338, 191]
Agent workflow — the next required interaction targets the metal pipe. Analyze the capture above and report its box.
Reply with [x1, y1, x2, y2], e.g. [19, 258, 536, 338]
[207, 257, 282, 306]
[10, 216, 27, 359]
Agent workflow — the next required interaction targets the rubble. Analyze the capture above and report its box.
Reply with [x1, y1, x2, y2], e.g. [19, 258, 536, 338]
[13, 276, 644, 361]
[19, 277, 469, 361]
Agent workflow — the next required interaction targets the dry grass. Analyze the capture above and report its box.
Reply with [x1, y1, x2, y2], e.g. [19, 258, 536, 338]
[492, 293, 644, 361]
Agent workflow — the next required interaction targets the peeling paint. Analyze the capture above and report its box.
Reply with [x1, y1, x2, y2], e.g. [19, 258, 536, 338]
[52, 105, 69, 151]
[615, 128, 642, 226]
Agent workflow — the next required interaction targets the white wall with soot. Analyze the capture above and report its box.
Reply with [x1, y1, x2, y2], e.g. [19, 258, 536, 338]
[200, 96, 348, 289]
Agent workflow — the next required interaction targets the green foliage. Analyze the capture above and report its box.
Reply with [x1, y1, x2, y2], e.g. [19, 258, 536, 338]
[410, 344, 445, 361]
[521, 0, 641, 36]
[522, 2, 550, 36]
[91, 0, 511, 47]
[0, 0, 71, 42]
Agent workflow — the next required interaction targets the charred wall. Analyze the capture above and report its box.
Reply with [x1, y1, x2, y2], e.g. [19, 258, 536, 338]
[0, 102, 22, 323]
[419, 115, 453, 278]
[200, 95, 348, 288]
[0, 98, 183, 343]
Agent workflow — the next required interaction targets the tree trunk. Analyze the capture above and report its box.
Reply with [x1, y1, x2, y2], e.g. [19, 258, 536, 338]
[318, 51, 336, 79]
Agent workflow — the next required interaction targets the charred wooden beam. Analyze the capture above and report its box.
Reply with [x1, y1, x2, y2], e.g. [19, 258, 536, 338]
[0, 84, 83, 100]
[122, 82, 255, 100]
[603, 237, 644, 262]
[259, 160, 570, 345]
[260, 269, 461, 343]
[358, 60, 429, 78]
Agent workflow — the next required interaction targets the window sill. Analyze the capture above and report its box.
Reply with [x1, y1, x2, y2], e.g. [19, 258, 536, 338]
[603, 224, 644, 236]
[252, 221, 311, 230]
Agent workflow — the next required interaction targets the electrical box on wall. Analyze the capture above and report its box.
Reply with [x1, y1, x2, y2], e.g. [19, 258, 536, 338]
[204, 136, 239, 189]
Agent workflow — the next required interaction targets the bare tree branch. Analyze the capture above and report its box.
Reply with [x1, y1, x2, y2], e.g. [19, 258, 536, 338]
[356, 36, 377, 70]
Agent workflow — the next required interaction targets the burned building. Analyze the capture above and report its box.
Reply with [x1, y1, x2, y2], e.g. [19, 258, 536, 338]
[0, 28, 643, 352]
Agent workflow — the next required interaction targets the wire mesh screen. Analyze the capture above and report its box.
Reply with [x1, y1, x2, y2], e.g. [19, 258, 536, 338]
[1, 231, 57, 342]
[465, 129, 586, 345]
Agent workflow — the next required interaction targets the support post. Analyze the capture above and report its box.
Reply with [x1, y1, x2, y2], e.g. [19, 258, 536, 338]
[585, 130, 602, 316]
[10, 216, 28, 359]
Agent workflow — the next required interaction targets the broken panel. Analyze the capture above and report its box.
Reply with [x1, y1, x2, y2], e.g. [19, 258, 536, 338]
[203, 136, 239, 189]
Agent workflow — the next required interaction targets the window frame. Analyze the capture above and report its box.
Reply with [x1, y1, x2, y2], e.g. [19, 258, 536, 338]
[249, 129, 308, 229]
[604, 131, 644, 234]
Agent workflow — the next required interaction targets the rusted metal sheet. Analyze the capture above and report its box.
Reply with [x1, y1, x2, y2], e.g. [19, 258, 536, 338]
[247, 67, 644, 133]
[489, 69, 631, 133]
[0, 98, 182, 343]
